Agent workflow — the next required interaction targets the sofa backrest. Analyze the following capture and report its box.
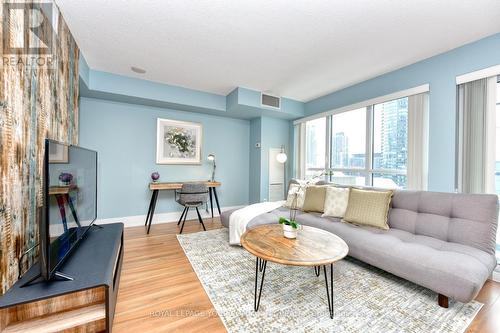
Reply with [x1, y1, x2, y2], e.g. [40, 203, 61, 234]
[390, 190, 498, 254]
[288, 179, 499, 254]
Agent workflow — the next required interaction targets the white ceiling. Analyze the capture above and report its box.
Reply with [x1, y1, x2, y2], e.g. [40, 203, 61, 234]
[56, 0, 500, 102]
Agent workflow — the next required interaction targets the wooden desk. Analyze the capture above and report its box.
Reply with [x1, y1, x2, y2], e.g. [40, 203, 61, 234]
[145, 181, 221, 234]
[48, 185, 77, 195]
[49, 185, 81, 231]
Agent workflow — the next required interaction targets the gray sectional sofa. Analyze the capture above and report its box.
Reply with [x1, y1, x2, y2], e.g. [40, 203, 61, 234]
[221, 183, 499, 307]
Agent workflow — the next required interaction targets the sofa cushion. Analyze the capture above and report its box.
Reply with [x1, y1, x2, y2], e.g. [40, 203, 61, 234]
[284, 184, 306, 209]
[389, 190, 499, 254]
[293, 213, 496, 303]
[322, 186, 350, 218]
[302, 185, 327, 213]
[343, 188, 393, 230]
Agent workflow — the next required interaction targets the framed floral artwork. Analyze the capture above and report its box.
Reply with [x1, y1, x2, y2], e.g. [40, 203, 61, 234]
[156, 118, 202, 164]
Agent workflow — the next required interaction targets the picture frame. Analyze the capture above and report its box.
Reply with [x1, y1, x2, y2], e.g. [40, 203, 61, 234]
[156, 118, 202, 164]
[48, 141, 69, 163]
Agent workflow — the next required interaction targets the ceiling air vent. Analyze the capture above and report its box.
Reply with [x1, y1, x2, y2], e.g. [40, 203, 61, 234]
[261, 93, 281, 109]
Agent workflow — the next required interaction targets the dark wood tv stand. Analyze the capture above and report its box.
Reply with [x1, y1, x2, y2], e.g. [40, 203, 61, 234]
[0, 223, 124, 333]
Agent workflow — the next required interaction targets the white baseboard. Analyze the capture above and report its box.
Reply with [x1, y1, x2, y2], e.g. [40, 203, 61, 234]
[95, 205, 242, 228]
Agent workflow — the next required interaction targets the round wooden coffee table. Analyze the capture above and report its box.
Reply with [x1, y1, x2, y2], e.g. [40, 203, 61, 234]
[240, 224, 349, 318]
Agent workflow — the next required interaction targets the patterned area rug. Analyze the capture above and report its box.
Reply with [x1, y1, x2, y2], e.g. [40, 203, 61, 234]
[177, 229, 482, 333]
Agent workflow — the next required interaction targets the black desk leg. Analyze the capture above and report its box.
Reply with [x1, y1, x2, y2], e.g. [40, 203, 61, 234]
[66, 194, 82, 228]
[209, 188, 214, 218]
[212, 187, 221, 216]
[145, 190, 156, 226]
[146, 190, 159, 234]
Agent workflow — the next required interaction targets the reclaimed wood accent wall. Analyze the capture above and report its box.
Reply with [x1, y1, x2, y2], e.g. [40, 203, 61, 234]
[0, 2, 79, 294]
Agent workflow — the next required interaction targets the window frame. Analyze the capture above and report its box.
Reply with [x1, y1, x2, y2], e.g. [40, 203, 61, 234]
[302, 99, 410, 188]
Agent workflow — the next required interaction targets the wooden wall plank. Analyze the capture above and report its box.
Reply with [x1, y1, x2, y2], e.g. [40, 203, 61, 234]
[0, 1, 79, 295]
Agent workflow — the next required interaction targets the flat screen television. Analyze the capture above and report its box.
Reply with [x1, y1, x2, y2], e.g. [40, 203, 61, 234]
[39, 139, 98, 281]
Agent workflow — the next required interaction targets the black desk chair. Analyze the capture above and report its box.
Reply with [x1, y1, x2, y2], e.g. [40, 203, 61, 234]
[175, 183, 209, 234]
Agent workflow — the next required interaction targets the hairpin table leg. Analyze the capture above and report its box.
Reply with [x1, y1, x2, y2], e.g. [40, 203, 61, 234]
[254, 257, 267, 311]
[323, 263, 335, 319]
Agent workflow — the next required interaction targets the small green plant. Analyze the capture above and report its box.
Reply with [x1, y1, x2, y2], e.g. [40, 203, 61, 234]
[279, 217, 300, 229]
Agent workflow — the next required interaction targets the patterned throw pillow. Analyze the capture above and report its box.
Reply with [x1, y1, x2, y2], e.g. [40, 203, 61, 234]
[343, 188, 393, 230]
[284, 184, 306, 209]
[322, 186, 350, 218]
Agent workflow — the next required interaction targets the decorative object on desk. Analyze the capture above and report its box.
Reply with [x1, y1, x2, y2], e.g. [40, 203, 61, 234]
[207, 154, 216, 181]
[276, 145, 287, 163]
[156, 118, 202, 164]
[58, 172, 73, 186]
[151, 172, 160, 182]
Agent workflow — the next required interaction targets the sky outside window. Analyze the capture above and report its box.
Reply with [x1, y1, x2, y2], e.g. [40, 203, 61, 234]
[331, 108, 366, 168]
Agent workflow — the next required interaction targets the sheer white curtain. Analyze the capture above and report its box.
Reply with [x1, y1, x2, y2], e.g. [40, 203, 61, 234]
[457, 76, 497, 194]
[294, 123, 306, 180]
[407, 93, 430, 190]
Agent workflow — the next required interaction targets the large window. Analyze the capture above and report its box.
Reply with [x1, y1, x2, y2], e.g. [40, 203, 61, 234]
[305, 117, 326, 179]
[302, 97, 412, 189]
[331, 108, 366, 169]
[330, 108, 367, 186]
[372, 98, 408, 188]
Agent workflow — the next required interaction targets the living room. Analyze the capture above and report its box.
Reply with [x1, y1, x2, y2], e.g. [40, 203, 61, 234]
[1, 1, 500, 332]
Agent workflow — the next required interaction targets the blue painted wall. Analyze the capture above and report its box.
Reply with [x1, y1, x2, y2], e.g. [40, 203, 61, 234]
[88, 70, 227, 113]
[305, 33, 500, 192]
[78, 54, 90, 87]
[79, 97, 250, 219]
[228, 87, 304, 119]
[79, 62, 305, 120]
[260, 117, 290, 201]
[249, 118, 262, 203]
[247, 117, 290, 203]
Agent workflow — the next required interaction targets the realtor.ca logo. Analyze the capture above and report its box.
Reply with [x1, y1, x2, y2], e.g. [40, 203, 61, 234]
[2, 1, 55, 69]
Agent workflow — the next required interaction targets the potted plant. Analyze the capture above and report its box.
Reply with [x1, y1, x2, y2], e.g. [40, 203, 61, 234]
[279, 217, 300, 239]
[279, 192, 301, 239]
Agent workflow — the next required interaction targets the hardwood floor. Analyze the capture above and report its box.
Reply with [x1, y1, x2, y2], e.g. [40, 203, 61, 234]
[113, 218, 226, 333]
[113, 218, 500, 333]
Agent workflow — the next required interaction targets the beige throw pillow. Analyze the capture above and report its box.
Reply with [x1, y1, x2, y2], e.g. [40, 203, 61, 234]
[322, 186, 350, 218]
[284, 184, 305, 209]
[343, 188, 393, 230]
[302, 186, 327, 213]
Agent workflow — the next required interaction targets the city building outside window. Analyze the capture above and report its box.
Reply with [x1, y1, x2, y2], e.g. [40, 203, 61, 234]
[303, 97, 410, 189]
